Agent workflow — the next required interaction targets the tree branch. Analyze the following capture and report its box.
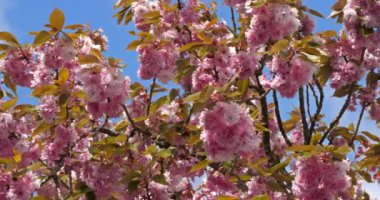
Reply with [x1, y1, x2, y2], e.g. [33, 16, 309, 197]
[273, 90, 292, 146]
[309, 78, 324, 135]
[319, 84, 354, 145]
[350, 103, 368, 146]
[146, 77, 157, 116]
[299, 87, 310, 144]
[230, 7, 237, 33]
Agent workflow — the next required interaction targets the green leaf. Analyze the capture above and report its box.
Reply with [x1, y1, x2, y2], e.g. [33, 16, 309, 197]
[179, 42, 204, 52]
[184, 92, 200, 103]
[152, 174, 169, 185]
[32, 84, 60, 97]
[318, 30, 337, 38]
[362, 131, 380, 142]
[269, 157, 291, 174]
[0, 32, 19, 45]
[114, 120, 129, 132]
[270, 39, 288, 53]
[3, 74, 17, 95]
[56, 68, 70, 85]
[287, 145, 318, 152]
[333, 84, 358, 97]
[2, 97, 18, 111]
[189, 160, 210, 173]
[127, 39, 142, 50]
[78, 54, 100, 64]
[216, 196, 239, 200]
[253, 194, 270, 200]
[49, 9, 65, 30]
[237, 79, 249, 98]
[33, 31, 51, 46]
[128, 180, 140, 191]
[310, 132, 322, 145]
[158, 149, 172, 158]
[33, 122, 54, 136]
[316, 63, 332, 86]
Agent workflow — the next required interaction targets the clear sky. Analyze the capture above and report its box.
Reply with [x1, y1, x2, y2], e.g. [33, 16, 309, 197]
[0, 0, 379, 197]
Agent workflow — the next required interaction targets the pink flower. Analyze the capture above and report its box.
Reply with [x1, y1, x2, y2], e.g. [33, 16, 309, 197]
[200, 102, 260, 162]
[293, 155, 351, 200]
[38, 95, 59, 123]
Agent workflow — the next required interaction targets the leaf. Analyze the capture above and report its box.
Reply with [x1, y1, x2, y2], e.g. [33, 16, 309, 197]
[287, 145, 318, 152]
[270, 39, 288, 53]
[183, 92, 200, 103]
[0, 32, 19, 45]
[127, 40, 142, 50]
[33, 122, 54, 136]
[114, 120, 129, 132]
[142, 10, 161, 19]
[307, 8, 324, 18]
[310, 132, 322, 145]
[253, 194, 270, 200]
[3, 74, 17, 94]
[332, 0, 347, 11]
[49, 9, 65, 30]
[216, 196, 239, 200]
[13, 149, 22, 163]
[362, 131, 380, 142]
[0, 44, 9, 51]
[152, 174, 169, 185]
[316, 63, 332, 86]
[158, 149, 172, 158]
[179, 42, 204, 52]
[127, 180, 140, 191]
[318, 30, 337, 38]
[189, 160, 209, 173]
[366, 70, 378, 86]
[269, 157, 291, 174]
[237, 79, 249, 98]
[32, 84, 60, 97]
[188, 133, 201, 146]
[78, 54, 100, 64]
[144, 145, 158, 155]
[333, 84, 358, 97]
[2, 97, 18, 111]
[56, 68, 70, 85]
[33, 31, 51, 46]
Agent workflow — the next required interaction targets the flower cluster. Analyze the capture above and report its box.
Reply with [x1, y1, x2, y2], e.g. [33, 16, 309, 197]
[266, 55, 316, 98]
[293, 155, 351, 200]
[247, 3, 301, 48]
[200, 102, 260, 162]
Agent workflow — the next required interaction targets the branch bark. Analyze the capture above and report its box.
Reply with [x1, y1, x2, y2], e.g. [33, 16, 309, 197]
[299, 87, 310, 144]
[273, 90, 292, 146]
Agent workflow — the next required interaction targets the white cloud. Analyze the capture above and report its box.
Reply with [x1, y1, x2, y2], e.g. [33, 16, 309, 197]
[0, 0, 16, 31]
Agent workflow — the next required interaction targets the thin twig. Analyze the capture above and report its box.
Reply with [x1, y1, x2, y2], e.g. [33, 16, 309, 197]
[319, 84, 355, 144]
[309, 78, 324, 135]
[273, 91, 292, 146]
[350, 103, 368, 146]
[306, 85, 312, 122]
[146, 77, 157, 116]
[230, 7, 237, 33]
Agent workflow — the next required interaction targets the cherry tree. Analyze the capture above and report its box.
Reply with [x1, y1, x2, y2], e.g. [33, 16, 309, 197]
[0, 0, 379, 199]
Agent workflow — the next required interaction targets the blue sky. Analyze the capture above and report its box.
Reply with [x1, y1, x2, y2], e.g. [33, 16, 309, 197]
[1, 0, 379, 197]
